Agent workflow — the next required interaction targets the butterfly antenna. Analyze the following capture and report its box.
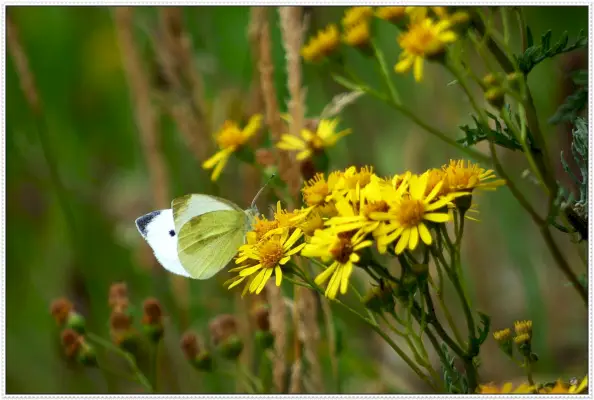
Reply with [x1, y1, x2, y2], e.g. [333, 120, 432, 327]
[251, 174, 276, 210]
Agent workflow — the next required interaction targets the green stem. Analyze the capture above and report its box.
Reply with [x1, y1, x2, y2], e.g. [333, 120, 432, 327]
[296, 266, 437, 390]
[371, 39, 401, 104]
[87, 333, 153, 393]
[149, 342, 159, 393]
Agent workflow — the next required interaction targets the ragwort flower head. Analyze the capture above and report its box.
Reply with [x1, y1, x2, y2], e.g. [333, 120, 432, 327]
[394, 8, 458, 82]
[330, 165, 374, 203]
[342, 6, 374, 27]
[376, 7, 407, 24]
[540, 376, 588, 394]
[202, 114, 262, 181]
[372, 172, 460, 254]
[343, 21, 371, 49]
[442, 159, 506, 193]
[302, 229, 373, 299]
[478, 382, 535, 394]
[301, 24, 341, 63]
[277, 117, 351, 161]
[225, 228, 305, 295]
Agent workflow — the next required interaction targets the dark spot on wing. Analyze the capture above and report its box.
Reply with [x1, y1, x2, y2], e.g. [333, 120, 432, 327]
[135, 210, 161, 237]
[169, 230, 175, 237]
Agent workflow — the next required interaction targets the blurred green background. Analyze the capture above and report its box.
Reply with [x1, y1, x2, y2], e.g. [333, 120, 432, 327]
[6, 6, 588, 394]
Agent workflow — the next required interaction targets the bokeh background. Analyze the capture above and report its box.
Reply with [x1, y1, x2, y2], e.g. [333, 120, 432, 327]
[6, 5, 588, 394]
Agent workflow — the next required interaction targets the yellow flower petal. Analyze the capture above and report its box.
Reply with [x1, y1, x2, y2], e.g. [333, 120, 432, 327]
[409, 225, 419, 250]
[424, 212, 450, 223]
[419, 222, 432, 245]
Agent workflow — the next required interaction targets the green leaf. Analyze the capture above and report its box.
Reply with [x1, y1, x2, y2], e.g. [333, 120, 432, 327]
[549, 70, 587, 125]
[526, 26, 534, 48]
[476, 312, 491, 346]
[457, 110, 539, 153]
[515, 28, 587, 74]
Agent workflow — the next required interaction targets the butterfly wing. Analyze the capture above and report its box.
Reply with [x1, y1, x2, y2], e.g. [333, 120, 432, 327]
[172, 194, 242, 233]
[135, 209, 191, 277]
[175, 210, 248, 279]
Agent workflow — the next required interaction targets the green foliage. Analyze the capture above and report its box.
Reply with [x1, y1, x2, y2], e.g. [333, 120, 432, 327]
[457, 110, 539, 153]
[549, 70, 588, 125]
[440, 343, 467, 394]
[561, 117, 588, 206]
[515, 28, 587, 74]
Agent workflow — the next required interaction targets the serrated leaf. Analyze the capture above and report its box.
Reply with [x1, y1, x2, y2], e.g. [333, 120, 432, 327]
[526, 26, 534, 47]
[476, 312, 491, 346]
[516, 29, 588, 74]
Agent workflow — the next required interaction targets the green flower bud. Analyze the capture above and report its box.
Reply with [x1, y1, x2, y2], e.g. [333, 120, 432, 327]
[193, 352, 214, 372]
[255, 330, 274, 350]
[66, 312, 86, 335]
[218, 335, 243, 360]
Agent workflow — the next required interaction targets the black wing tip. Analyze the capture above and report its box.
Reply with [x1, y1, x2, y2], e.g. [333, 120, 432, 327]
[135, 210, 162, 237]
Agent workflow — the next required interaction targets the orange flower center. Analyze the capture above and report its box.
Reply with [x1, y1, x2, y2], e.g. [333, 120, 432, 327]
[330, 237, 354, 264]
[216, 122, 245, 149]
[258, 239, 284, 268]
[361, 200, 389, 217]
[399, 21, 444, 56]
[396, 197, 425, 227]
[252, 217, 279, 241]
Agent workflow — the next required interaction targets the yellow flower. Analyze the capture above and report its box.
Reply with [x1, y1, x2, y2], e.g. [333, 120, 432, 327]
[394, 8, 458, 82]
[225, 228, 305, 295]
[342, 6, 374, 27]
[330, 165, 374, 203]
[478, 382, 535, 394]
[376, 6, 407, 23]
[202, 115, 262, 181]
[492, 328, 511, 342]
[442, 160, 506, 192]
[277, 118, 351, 161]
[248, 215, 280, 244]
[325, 176, 404, 238]
[298, 210, 326, 237]
[431, 6, 470, 26]
[301, 24, 341, 63]
[343, 21, 371, 49]
[372, 173, 458, 254]
[302, 173, 336, 208]
[302, 230, 373, 299]
[513, 319, 533, 336]
[540, 376, 588, 394]
[273, 201, 307, 231]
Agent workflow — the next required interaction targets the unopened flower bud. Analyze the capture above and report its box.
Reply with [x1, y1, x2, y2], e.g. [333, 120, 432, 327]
[110, 310, 137, 352]
[453, 192, 473, 214]
[363, 280, 397, 313]
[142, 298, 164, 343]
[108, 282, 129, 313]
[485, 87, 505, 109]
[51, 298, 86, 334]
[180, 332, 213, 371]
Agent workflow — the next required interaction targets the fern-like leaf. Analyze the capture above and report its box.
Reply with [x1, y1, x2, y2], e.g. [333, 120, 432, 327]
[515, 29, 587, 74]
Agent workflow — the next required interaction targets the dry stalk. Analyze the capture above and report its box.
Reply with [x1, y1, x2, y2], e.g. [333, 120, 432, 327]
[256, 7, 301, 200]
[154, 7, 211, 162]
[114, 7, 170, 210]
[7, 16, 41, 115]
[265, 281, 288, 393]
[279, 7, 322, 393]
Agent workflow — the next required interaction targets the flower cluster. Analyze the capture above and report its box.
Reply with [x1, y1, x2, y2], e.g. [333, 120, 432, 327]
[226, 160, 504, 299]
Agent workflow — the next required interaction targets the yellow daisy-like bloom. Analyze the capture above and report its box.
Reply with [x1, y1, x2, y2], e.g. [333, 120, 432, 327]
[248, 214, 280, 244]
[342, 6, 374, 27]
[302, 230, 373, 299]
[277, 118, 351, 161]
[478, 382, 535, 394]
[431, 6, 470, 26]
[325, 176, 406, 238]
[226, 228, 305, 295]
[394, 8, 458, 82]
[302, 172, 341, 208]
[331, 165, 375, 203]
[298, 210, 326, 237]
[442, 160, 506, 192]
[343, 21, 371, 49]
[301, 24, 341, 63]
[376, 6, 407, 23]
[372, 173, 459, 254]
[540, 376, 588, 394]
[202, 114, 262, 181]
